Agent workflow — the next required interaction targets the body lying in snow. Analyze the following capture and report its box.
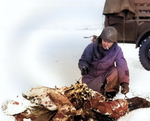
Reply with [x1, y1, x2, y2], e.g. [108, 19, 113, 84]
[2, 81, 150, 121]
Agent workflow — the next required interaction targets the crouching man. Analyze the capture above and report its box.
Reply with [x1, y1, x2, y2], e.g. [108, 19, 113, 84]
[78, 26, 129, 99]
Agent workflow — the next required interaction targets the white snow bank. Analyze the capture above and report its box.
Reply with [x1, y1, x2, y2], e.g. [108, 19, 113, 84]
[1, 30, 150, 121]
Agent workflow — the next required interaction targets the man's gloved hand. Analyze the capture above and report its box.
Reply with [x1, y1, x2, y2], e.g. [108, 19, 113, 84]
[81, 67, 89, 75]
[121, 83, 129, 95]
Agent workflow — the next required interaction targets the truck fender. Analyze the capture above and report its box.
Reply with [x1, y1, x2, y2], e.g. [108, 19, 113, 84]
[136, 28, 150, 48]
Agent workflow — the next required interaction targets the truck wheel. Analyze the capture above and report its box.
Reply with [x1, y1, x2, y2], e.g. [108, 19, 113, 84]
[139, 38, 150, 70]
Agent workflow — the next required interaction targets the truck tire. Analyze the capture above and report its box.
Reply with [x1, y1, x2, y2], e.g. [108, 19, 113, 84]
[139, 38, 150, 70]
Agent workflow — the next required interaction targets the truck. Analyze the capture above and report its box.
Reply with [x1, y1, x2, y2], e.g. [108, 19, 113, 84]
[103, 0, 150, 70]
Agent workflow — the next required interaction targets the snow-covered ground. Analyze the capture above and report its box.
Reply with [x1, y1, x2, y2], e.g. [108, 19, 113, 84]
[1, 0, 150, 120]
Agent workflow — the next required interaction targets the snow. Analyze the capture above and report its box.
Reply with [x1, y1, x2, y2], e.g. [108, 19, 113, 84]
[0, 0, 150, 120]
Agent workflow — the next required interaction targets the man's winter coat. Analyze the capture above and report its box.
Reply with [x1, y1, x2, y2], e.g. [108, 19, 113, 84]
[78, 39, 129, 87]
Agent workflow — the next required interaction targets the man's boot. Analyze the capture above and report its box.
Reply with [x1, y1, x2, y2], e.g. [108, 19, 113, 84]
[126, 97, 150, 111]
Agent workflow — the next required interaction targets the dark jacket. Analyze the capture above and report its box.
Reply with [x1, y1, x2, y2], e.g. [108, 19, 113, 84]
[78, 39, 129, 84]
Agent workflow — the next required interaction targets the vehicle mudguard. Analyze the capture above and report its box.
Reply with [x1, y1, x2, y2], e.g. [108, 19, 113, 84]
[136, 27, 150, 48]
